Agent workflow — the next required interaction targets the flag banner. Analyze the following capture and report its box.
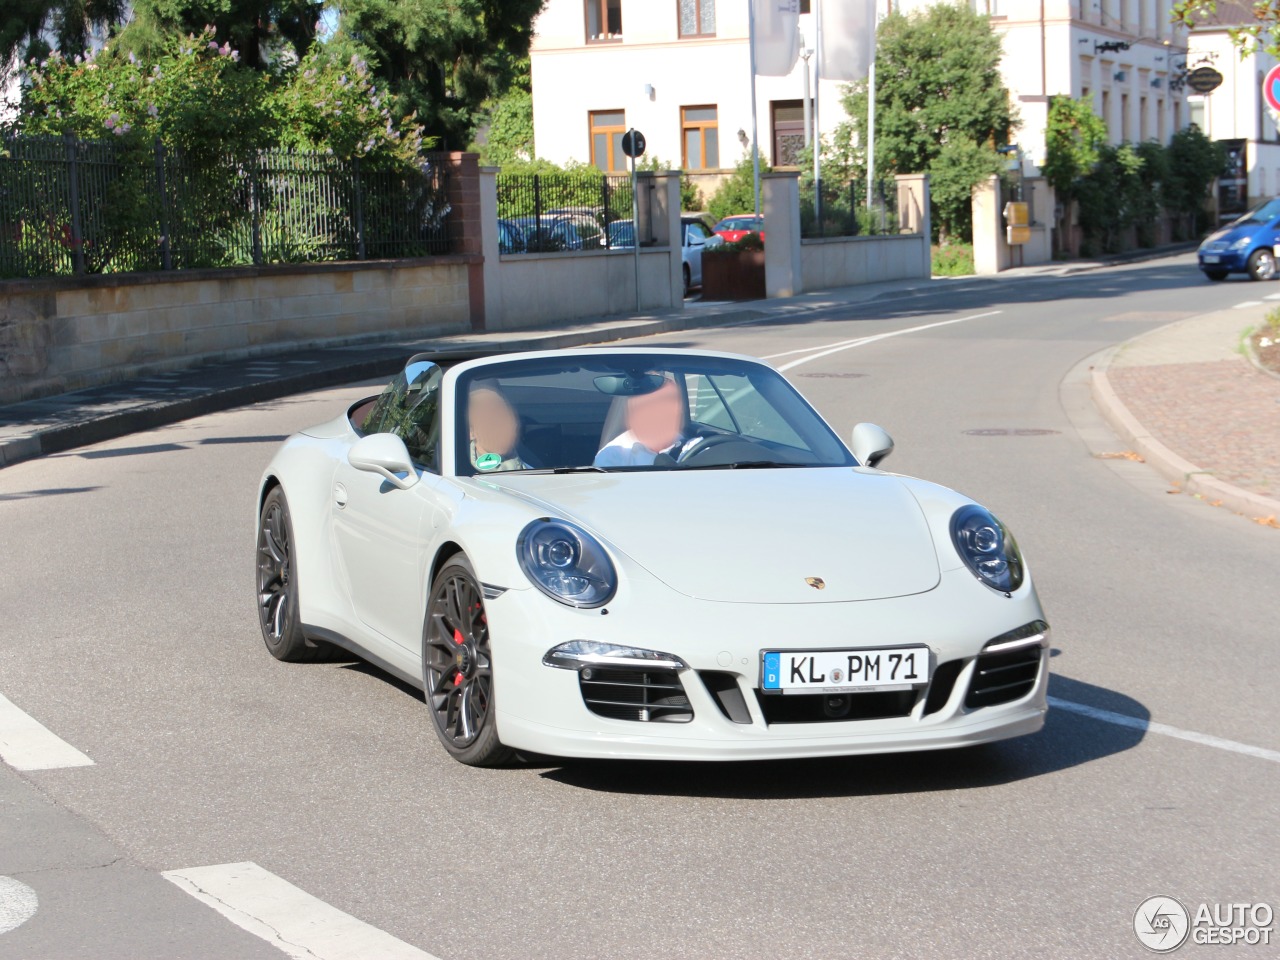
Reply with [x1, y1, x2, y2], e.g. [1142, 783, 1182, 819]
[752, 0, 801, 77]
[820, 0, 877, 82]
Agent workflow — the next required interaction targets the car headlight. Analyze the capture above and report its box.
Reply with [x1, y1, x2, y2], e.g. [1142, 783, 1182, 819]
[949, 504, 1025, 594]
[517, 518, 617, 608]
[1231, 236, 1252, 250]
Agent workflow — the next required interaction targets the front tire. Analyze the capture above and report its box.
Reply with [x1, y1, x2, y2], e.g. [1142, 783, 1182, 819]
[1248, 248, 1276, 281]
[256, 486, 328, 662]
[683, 264, 692, 298]
[423, 556, 513, 767]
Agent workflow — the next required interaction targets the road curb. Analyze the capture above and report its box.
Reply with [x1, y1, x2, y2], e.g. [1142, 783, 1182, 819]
[1090, 364, 1280, 522]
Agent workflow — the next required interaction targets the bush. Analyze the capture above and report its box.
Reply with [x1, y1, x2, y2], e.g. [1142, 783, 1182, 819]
[707, 153, 769, 222]
[932, 242, 974, 276]
[718, 231, 764, 252]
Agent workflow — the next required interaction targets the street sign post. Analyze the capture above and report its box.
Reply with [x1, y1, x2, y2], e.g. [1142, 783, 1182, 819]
[622, 128, 646, 312]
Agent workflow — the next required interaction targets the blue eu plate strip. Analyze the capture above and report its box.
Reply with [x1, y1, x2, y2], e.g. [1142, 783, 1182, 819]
[762, 652, 781, 690]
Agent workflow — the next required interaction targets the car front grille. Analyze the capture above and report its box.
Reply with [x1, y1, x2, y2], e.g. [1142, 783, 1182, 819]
[964, 645, 1042, 709]
[579, 666, 693, 723]
[753, 688, 916, 725]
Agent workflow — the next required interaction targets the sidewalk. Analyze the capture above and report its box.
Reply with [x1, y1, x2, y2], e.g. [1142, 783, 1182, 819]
[0, 243, 1208, 472]
[1091, 302, 1280, 524]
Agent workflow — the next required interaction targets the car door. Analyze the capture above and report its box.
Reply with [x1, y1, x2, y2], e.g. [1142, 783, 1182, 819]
[684, 221, 710, 286]
[332, 361, 448, 656]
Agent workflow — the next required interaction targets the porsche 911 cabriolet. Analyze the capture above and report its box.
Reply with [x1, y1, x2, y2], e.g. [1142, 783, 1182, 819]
[256, 348, 1049, 765]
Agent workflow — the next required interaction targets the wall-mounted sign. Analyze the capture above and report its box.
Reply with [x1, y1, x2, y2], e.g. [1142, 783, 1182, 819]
[1186, 66, 1224, 95]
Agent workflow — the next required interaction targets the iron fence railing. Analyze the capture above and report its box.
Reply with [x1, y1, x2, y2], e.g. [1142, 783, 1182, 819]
[801, 179, 901, 239]
[495, 172, 637, 253]
[0, 134, 453, 278]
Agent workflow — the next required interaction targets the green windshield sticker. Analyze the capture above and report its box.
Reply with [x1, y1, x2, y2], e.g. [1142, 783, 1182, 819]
[475, 453, 504, 471]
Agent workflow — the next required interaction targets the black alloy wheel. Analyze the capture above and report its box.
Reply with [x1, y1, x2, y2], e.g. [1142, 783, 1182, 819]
[256, 486, 328, 662]
[423, 556, 513, 766]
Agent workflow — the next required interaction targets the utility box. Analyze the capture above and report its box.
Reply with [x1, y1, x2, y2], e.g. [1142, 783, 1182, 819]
[1004, 201, 1030, 245]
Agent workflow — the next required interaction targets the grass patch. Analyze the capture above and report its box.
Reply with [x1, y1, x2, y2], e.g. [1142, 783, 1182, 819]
[932, 242, 974, 276]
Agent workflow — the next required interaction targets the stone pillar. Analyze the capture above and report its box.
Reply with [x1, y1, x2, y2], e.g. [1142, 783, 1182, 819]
[762, 171, 802, 298]
[652, 172, 684, 309]
[970, 175, 1009, 275]
[895, 173, 933, 278]
[445, 151, 485, 330]
[479, 166, 501, 329]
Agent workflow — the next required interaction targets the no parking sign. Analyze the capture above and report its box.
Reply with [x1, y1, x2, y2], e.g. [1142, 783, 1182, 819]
[1264, 63, 1280, 114]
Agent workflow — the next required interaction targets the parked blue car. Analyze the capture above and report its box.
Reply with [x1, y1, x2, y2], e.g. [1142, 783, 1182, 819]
[1198, 198, 1280, 281]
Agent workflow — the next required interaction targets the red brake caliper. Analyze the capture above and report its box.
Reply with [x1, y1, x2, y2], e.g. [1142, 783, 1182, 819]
[452, 628, 465, 686]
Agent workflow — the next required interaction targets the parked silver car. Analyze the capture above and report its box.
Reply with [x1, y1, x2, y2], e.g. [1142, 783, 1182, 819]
[607, 216, 722, 296]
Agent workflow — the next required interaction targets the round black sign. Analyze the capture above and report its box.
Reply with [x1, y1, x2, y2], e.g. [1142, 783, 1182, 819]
[1186, 66, 1224, 94]
[620, 128, 646, 159]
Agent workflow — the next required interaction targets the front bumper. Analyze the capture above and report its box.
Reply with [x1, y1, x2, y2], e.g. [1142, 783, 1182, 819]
[485, 568, 1049, 761]
[1199, 249, 1247, 272]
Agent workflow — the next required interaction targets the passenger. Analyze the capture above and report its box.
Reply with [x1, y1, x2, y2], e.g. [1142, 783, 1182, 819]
[468, 384, 528, 472]
[594, 378, 698, 467]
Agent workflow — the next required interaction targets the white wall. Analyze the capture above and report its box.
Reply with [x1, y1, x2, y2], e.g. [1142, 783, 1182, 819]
[530, 1, 850, 173]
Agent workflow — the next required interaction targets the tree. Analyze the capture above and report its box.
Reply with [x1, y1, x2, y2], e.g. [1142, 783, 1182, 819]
[707, 154, 770, 222]
[331, 0, 546, 150]
[2, 0, 128, 69]
[1040, 96, 1107, 200]
[1174, 1, 1280, 56]
[840, 3, 1015, 241]
[116, 0, 320, 70]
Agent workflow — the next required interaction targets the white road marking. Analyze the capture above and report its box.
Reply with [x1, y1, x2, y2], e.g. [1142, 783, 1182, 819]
[1234, 300, 1265, 309]
[770, 311, 1003, 372]
[1049, 697, 1280, 764]
[0, 693, 94, 771]
[0, 876, 38, 935]
[1264, 293, 1280, 301]
[163, 862, 442, 960]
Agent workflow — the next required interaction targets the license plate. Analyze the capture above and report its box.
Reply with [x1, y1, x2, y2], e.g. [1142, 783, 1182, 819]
[1203, 255, 1221, 263]
[761, 647, 931, 695]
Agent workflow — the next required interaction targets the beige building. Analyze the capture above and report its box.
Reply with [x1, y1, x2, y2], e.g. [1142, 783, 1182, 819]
[530, 1, 1193, 190]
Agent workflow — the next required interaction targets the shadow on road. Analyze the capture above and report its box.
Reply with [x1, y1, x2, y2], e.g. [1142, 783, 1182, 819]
[536, 674, 1148, 799]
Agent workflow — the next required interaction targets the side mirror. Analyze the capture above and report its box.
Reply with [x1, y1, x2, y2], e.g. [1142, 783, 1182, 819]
[349, 433, 419, 490]
[851, 422, 894, 469]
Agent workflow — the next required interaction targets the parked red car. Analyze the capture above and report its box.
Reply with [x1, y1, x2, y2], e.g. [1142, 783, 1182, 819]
[712, 215, 765, 244]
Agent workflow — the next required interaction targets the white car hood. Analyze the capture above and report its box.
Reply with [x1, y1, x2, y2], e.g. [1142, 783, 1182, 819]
[483, 468, 941, 603]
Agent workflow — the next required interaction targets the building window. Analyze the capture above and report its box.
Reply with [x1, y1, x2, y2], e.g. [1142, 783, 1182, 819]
[586, 0, 622, 42]
[800, 0, 811, 12]
[590, 110, 627, 172]
[682, 106, 719, 169]
[678, 0, 716, 37]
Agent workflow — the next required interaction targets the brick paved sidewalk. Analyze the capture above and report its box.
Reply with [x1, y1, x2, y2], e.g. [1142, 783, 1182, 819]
[1096, 304, 1280, 519]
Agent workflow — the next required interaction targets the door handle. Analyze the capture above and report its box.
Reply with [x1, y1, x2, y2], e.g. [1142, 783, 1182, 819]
[334, 482, 348, 509]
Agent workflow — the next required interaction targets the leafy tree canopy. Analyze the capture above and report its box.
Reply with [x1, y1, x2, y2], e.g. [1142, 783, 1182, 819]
[1041, 95, 1107, 197]
[839, 2, 1014, 240]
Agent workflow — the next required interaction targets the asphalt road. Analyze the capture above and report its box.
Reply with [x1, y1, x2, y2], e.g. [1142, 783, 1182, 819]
[1, 254, 1276, 960]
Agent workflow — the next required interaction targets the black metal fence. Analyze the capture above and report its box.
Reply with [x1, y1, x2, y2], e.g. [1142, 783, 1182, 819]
[495, 172, 639, 253]
[0, 134, 453, 279]
[801, 179, 901, 239]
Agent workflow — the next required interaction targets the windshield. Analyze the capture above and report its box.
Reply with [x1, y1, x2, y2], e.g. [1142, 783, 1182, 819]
[1234, 198, 1280, 226]
[454, 354, 855, 476]
[718, 217, 761, 232]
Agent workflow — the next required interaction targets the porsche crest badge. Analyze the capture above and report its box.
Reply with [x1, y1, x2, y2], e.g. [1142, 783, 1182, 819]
[805, 577, 826, 590]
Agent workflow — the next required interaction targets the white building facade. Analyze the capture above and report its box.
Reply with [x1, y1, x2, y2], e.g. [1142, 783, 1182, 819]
[529, 0, 854, 195]
[529, 1, 1194, 191]
[1184, 1, 1280, 216]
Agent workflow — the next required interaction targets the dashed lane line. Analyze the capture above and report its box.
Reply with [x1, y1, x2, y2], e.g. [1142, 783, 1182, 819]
[0, 693, 93, 771]
[1265, 293, 1280, 301]
[1049, 697, 1280, 764]
[769, 312, 1004, 372]
[1234, 300, 1265, 309]
[163, 862, 443, 960]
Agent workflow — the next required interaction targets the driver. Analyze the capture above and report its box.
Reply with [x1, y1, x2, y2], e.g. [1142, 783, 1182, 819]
[468, 384, 529, 472]
[594, 378, 699, 467]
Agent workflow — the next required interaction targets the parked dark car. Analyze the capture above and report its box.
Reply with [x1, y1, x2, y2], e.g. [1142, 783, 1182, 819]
[508, 214, 605, 252]
[497, 218, 527, 254]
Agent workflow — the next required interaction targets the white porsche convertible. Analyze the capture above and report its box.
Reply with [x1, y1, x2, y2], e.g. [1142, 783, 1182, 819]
[256, 348, 1050, 766]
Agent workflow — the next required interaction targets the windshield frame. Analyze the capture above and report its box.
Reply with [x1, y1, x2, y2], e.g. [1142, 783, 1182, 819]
[449, 352, 856, 478]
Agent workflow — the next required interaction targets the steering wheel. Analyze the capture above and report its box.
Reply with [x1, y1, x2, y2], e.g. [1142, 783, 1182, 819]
[676, 433, 744, 463]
